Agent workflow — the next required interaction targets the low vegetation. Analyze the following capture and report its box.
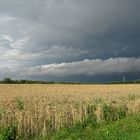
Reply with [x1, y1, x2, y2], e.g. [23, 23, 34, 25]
[0, 78, 140, 84]
[0, 84, 140, 139]
[41, 113, 140, 140]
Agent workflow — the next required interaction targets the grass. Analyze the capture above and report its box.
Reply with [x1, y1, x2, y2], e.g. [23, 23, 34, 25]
[33, 113, 140, 140]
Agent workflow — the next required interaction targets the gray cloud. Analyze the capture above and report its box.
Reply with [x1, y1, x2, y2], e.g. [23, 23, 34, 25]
[0, 0, 140, 81]
[23, 57, 140, 77]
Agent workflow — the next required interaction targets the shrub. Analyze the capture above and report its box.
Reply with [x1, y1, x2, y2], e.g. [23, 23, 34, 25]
[101, 103, 127, 123]
[0, 125, 17, 140]
[118, 105, 128, 119]
[84, 104, 97, 127]
[15, 96, 25, 111]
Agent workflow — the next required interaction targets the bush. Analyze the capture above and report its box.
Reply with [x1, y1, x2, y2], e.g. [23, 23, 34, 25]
[84, 104, 97, 127]
[0, 125, 17, 140]
[101, 103, 127, 123]
[15, 96, 25, 111]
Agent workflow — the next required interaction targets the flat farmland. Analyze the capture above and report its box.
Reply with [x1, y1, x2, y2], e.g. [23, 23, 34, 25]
[0, 84, 140, 139]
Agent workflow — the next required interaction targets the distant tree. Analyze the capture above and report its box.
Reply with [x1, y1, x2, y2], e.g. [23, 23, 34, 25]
[3, 78, 12, 83]
[20, 80, 26, 84]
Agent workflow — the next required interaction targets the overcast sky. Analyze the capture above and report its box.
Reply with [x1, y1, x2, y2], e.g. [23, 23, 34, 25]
[0, 0, 140, 82]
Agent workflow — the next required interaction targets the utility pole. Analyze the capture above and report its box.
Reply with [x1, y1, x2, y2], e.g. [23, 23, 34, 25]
[123, 74, 125, 83]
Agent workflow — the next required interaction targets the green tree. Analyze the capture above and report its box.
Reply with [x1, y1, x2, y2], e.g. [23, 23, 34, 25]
[3, 78, 12, 84]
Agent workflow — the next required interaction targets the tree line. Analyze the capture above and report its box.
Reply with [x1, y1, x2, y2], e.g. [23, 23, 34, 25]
[0, 78, 48, 84]
[0, 78, 80, 84]
[0, 78, 140, 84]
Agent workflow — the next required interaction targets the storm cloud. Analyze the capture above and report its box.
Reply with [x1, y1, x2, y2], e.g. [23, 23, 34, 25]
[0, 0, 140, 81]
[24, 57, 140, 76]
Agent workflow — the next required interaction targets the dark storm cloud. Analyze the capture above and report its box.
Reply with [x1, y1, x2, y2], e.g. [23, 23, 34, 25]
[0, 0, 140, 81]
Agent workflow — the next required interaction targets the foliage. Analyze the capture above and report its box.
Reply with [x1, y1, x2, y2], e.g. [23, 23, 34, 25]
[0, 125, 17, 140]
[108, 79, 140, 84]
[39, 114, 140, 140]
[2, 78, 12, 84]
[15, 96, 25, 111]
[0, 78, 140, 84]
[84, 104, 97, 127]
[101, 103, 127, 123]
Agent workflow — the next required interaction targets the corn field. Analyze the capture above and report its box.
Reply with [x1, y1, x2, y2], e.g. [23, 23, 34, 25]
[0, 84, 140, 139]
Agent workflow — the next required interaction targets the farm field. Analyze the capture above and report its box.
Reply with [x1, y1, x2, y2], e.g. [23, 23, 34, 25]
[42, 113, 140, 140]
[0, 84, 140, 139]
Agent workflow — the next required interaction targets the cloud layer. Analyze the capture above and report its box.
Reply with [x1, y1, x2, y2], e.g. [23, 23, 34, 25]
[24, 57, 140, 77]
[0, 0, 140, 81]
